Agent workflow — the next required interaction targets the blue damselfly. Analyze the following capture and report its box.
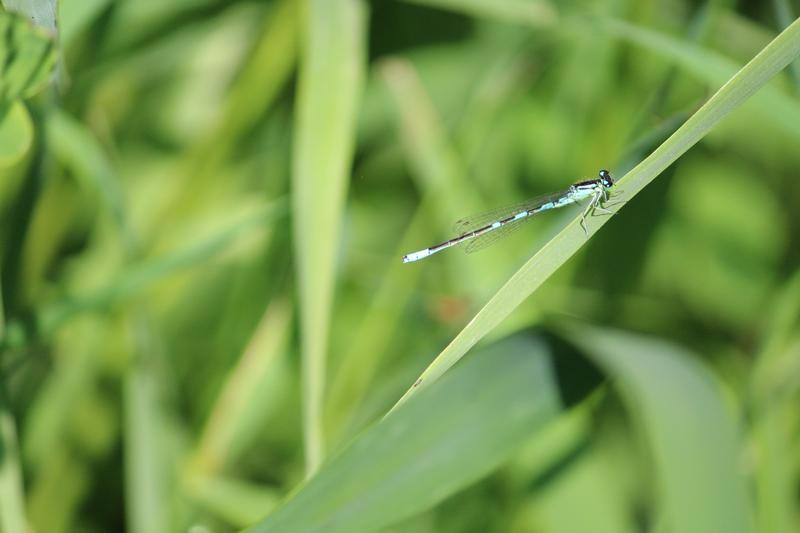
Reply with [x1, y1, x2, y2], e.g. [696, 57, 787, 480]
[402, 170, 616, 263]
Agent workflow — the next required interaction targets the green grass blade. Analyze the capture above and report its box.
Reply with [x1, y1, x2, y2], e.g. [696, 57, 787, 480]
[292, 0, 367, 476]
[190, 298, 292, 475]
[47, 110, 132, 245]
[566, 325, 753, 533]
[772, 0, 800, 92]
[389, 17, 800, 411]
[185, 474, 280, 528]
[0, 405, 29, 533]
[0, 101, 33, 167]
[250, 338, 561, 532]
[750, 271, 800, 533]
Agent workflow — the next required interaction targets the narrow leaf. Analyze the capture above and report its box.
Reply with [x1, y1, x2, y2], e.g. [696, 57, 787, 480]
[293, 0, 367, 475]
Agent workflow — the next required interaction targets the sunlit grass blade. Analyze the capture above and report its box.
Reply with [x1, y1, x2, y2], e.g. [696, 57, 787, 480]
[190, 298, 292, 475]
[293, 0, 367, 476]
[565, 325, 753, 533]
[389, 17, 800, 411]
[251, 338, 560, 532]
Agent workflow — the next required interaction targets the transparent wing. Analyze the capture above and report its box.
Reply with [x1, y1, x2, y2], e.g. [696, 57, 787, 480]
[464, 216, 530, 254]
[452, 190, 571, 235]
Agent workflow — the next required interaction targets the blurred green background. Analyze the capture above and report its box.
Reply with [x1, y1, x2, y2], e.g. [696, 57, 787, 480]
[1, 0, 799, 532]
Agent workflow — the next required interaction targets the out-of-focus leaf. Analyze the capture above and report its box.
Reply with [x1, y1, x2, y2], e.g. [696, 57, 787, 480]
[751, 271, 800, 533]
[251, 338, 561, 532]
[191, 298, 292, 474]
[37, 200, 287, 335]
[603, 18, 800, 141]
[0, 406, 29, 533]
[534, 448, 635, 533]
[46, 110, 130, 242]
[568, 325, 753, 533]
[185, 474, 280, 528]
[58, 0, 111, 46]
[0, 101, 33, 166]
[292, 0, 367, 475]
[0, 11, 56, 101]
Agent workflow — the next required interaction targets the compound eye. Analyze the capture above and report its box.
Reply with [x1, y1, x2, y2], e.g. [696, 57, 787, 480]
[599, 169, 612, 186]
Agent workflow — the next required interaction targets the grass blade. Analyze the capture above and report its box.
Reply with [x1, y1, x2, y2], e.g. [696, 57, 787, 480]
[389, 17, 800, 411]
[566, 325, 754, 533]
[0, 405, 29, 533]
[292, 0, 367, 476]
[251, 338, 561, 532]
[190, 298, 292, 475]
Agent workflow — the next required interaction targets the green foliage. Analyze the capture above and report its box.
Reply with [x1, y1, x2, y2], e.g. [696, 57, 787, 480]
[1, 1, 799, 532]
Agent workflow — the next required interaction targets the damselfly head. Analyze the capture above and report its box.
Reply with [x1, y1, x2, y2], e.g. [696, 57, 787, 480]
[598, 169, 613, 188]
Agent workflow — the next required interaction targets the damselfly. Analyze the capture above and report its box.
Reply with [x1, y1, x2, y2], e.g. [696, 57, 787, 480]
[402, 170, 616, 263]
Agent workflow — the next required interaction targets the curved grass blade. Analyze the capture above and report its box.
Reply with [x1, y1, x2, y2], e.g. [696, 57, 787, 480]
[389, 17, 800, 412]
[250, 338, 560, 532]
[566, 324, 753, 533]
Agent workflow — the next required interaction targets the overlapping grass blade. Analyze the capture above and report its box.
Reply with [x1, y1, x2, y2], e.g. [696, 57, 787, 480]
[389, 17, 800, 411]
[565, 325, 753, 533]
[252, 338, 560, 532]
